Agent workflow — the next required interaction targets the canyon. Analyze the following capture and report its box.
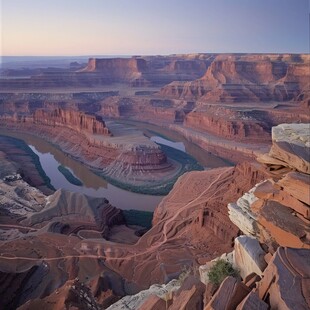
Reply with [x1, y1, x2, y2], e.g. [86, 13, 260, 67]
[0, 123, 308, 310]
[0, 108, 191, 195]
[0, 53, 309, 309]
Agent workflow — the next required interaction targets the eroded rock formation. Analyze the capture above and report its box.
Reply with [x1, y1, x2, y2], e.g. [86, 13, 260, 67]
[0, 109, 183, 192]
[160, 54, 310, 103]
[33, 108, 111, 135]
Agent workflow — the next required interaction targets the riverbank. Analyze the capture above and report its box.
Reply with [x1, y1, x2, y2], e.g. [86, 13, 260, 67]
[0, 134, 54, 195]
[113, 119, 233, 168]
[0, 121, 207, 196]
[0, 129, 164, 210]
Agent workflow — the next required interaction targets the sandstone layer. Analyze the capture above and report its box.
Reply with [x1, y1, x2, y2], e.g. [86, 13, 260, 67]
[0, 109, 189, 193]
[160, 54, 310, 103]
[229, 124, 310, 250]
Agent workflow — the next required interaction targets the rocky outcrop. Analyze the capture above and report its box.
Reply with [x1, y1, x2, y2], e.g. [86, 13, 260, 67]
[201, 123, 309, 309]
[106, 279, 181, 310]
[203, 247, 310, 310]
[269, 123, 310, 174]
[205, 276, 251, 310]
[234, 236, 267, 279]
[21, 189, 124, 238]
[257, 247, 310, 310]
[229, 123, 310, 250]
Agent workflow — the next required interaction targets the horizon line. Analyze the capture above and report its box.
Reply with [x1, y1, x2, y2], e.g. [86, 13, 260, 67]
[1, 51, 309, 58]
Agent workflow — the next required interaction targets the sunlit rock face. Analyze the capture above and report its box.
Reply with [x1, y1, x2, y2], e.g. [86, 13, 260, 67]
[229, 123, 310, 250]
[269, 123, 310, 174]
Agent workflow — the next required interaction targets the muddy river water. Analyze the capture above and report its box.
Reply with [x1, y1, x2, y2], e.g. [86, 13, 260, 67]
[0, 123, 229, 211]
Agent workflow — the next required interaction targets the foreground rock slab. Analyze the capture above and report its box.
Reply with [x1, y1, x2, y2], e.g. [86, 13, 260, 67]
[236, 291, 268, 310]
[257, 247, 310, 310]
[234, 235, 267, 279]
[269, 123, 310, 174]
[204, 276, 250, 310]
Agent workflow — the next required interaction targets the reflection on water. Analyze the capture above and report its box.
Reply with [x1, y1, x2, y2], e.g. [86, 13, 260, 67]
[151, 136, 186, 152]
[24, 134, 108, 189]
[0, 131, 163, 211]
[29, 143, 163, 211]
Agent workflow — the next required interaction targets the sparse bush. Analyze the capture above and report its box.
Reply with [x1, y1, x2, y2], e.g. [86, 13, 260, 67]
[207, 259, 239, 286]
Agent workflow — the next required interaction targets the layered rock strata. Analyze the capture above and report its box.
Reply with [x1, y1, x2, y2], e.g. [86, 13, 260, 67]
[0, 54, 212, 90]
[229, 123, 310, 250]
[160, 54, 310, 103]
[0, 109, 177, 189]
[204, 122, 310, 309]
[33, 108, 111, 135]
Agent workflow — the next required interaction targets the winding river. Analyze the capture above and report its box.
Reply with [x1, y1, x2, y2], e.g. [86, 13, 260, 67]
[26, 135, 166, 211]
[0, 123, 229, 211]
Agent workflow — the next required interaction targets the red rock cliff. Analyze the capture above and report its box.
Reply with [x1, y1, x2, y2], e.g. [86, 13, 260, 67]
[160, 54, 309, 102]
[33, 108, 111, 135]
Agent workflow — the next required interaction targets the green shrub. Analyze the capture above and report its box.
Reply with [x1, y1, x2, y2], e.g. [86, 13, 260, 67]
[207, 259, 239, 286]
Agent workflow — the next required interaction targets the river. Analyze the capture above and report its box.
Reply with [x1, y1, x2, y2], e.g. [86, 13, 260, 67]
[0, 126, 226, 212]
[27, 138, 166, 212]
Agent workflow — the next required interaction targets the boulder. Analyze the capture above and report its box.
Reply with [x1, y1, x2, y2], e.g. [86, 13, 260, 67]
[204, 276, 250, 310]
[169, 276, 205, 310]
[269, 123, 310, 174]
[257, 247, 310, 310]
[234, 236, 267, 279]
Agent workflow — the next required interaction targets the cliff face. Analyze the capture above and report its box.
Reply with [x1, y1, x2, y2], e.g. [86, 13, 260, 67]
[101, 162, 267, 288]
[184, 107, 270, 141]
[228, 123, 310, 250]
[79, 58, 147, 83]
[160, 54, 310, 102]
[33, 108, 111, 135]
[202, 123, 310, 309]
[0, 109, 182, 192]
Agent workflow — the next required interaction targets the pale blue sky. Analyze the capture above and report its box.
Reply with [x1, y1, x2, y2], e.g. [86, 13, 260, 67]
[1, 0, 309, 56]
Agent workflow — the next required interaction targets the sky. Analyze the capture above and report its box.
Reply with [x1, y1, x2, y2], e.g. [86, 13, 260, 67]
[1, 0, 309, 56]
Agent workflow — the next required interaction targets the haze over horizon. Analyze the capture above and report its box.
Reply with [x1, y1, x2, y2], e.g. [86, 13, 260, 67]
[1, 0, 309, 56]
